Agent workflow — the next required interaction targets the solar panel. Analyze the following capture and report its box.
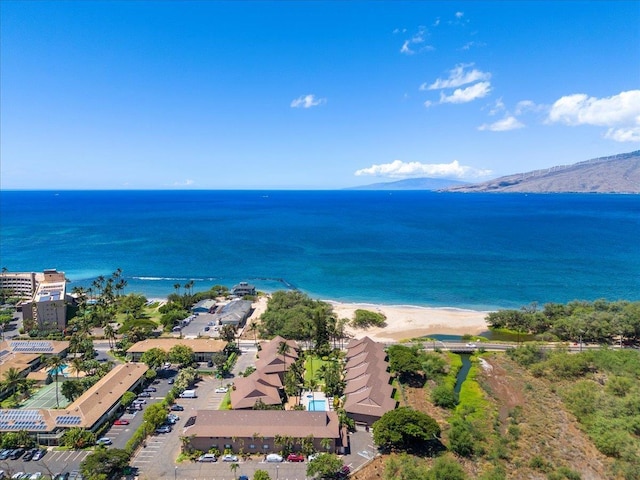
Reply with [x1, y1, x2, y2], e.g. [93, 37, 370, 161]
[10, 341, 54, 353]
[56, 415, 81, 425]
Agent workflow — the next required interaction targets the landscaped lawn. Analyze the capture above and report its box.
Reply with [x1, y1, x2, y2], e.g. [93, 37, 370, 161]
[304, 355, 339, 384]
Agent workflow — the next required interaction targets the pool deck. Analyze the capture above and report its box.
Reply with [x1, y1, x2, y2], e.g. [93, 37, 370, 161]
[301, 390, 333, 411]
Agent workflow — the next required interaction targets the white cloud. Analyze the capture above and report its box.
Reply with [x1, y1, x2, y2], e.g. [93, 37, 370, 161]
[548, 90, 640, 126]
[488, 98, 505, 116]
[424, 63, 491, 90]
[423, 100, 434, 108]
[478, 116, 525, 132]
[400, 26, 433, 55]
[354, 159, 492, 179]
[290, 94, 327, 109]
[455, 11, 464, 18]
[514, 100, 544, 115]
[439, 81, 492, 104]
[400, 40, 414, 55]
[605, 127, 640, 142]
[547, 90, 640, 142]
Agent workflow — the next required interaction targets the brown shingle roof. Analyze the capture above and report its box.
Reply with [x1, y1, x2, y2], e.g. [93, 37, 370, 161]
[52, 362, 148, 429]
[184, 410, 340, 440]
[343, 336, 396, 421]
[230, 371, 282, 409]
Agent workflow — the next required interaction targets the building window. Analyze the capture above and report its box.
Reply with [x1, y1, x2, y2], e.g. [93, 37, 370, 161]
[225, 444, 232, 449]
[263, 445, 269, 450]
[249, 444, 256, 449]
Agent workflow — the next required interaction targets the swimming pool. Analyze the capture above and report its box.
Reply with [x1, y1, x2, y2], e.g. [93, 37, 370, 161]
[308, 399, 327, 411]
[48, 365, 68, 376]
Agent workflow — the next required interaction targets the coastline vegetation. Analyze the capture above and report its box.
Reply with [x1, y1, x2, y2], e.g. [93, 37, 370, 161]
[486, 300, 640, 345]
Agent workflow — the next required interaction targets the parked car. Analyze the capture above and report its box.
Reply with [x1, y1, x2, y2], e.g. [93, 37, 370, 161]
[204, 326, 210, 332]
[168, 378, 175, 384]
[0, 449, 12, 460]
[170, 404, 184, 411]
[53, 473, 69, 480]
[113, 419, 129, 425]
[133, 399, 146, 404]
[336, 465, 351, 479]
[266, 453, 283, 462]
[138, 391, 151, 397]
[29, 473, 42, 480]
[10, 448, 25, 460]
[167, 413, 180, 421]
[31, 449, 45, 461]
[215, 387, 228, 393]
[143, 387, 157, 392]
[287, 453, 305, 462]
[96, 437, 112, 445]
[22, 450, 35, 462]
[238, 476, 249, 480]
[10, 472, 24, 479]
[155, 425, 172, 434]
[222, 454, 239, 462]
[197, 454, 217, 462]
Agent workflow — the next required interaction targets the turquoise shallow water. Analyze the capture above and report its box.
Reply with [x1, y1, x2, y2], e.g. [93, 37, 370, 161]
[1, 190, 639, 310]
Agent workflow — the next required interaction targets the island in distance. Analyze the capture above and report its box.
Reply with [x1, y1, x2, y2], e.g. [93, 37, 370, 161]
[445, 150, 640, 194]
[351, 150, 640, 193]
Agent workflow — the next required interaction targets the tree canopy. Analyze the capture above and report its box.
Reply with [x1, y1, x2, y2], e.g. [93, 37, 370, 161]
[486, 299, 640, 344]
[81, 447, 130, 480]
[373, 407, 441, 453]
[306, 453, 344, 479]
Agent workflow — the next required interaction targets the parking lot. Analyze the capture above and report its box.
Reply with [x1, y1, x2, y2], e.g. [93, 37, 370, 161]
[175, 313, 221, 339]
[0, 449, 90, 479]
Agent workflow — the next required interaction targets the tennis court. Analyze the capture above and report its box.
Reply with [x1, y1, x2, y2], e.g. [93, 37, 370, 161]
[21, 382, 71, 409]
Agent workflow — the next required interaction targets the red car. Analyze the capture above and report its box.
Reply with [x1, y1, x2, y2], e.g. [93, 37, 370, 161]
[114, 419, 130, 425]
[287, 453, 305, 462]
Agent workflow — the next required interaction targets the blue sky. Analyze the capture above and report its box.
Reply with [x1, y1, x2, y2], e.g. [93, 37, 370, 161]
[1, 1, 639, 189]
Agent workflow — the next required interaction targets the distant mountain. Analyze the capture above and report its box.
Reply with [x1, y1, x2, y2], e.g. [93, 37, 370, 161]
[444, 150, 640, 193]
[347, 177, 469, 190]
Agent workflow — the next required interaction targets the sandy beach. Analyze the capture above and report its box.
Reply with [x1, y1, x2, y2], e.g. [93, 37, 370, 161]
[329, 301, 492, 343]
[246, 296, 491, 343]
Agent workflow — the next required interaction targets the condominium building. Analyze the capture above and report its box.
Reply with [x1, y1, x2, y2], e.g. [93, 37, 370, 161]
[21, 270, 70, 332]
[0, 272, 37, 299]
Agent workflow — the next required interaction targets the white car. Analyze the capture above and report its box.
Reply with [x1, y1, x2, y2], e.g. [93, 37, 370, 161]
[266, 453, 283, 462]
[222, 454, 239, 462]
[215, 387, 228, 394]
[96, 437, 112, 445]
[465, 343, 477, 348]
[197, 454, 217, 462]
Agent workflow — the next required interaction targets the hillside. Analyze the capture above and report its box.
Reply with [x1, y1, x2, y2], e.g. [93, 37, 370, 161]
[445, 150, 640, 193]
[348, 177, 468, 190]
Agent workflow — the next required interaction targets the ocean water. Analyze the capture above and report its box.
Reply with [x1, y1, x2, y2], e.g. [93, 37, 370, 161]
[1, 190, 639, 310]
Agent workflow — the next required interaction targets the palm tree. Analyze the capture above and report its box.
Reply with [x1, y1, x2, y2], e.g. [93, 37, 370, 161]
[248, 322, 259, 347]
[174, 283, 181, 295]
[306, 378, 319, 406]
[277, 341, 290, 376]
[229, 462, 239, 479]
[103, 323, 116, 350]
[1, 367, 26, 397]
[46, 355, 67, 408]
[115, 279, 127, 297]
[69, 356, 84, 379]
[320, 437, 332, 453]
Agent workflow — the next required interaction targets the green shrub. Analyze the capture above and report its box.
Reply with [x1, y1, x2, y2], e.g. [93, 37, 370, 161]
[432, 384, 457, 409]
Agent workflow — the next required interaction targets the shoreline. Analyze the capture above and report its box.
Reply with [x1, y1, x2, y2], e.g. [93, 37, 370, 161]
[326, 300, 491, 343]
[146, 295, 491, 343]
[244, 296, 491, 344]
